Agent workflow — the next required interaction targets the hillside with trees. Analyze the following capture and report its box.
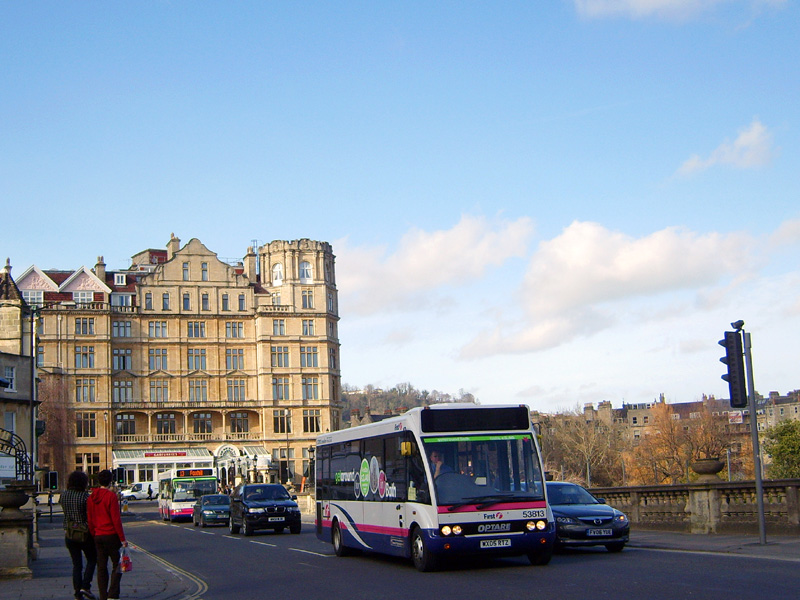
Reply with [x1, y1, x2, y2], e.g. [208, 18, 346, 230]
[341, 382, 477, 423]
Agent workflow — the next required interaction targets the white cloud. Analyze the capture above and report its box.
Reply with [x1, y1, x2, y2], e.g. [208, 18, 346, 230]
[677, 119, 776, 176]
[574, 0, 786, 20]
[461, 221, 755, 357]
[335, 214, 535, 316]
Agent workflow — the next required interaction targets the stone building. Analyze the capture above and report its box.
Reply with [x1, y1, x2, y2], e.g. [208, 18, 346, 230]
[11, 235, 341, 488]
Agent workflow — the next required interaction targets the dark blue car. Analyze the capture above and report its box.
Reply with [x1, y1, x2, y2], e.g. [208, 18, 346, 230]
[546, 482, 629, 552]
[192, 494, 231, 527]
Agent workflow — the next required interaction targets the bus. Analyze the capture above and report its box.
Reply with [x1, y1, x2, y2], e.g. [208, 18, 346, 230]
[157, 468, 218, 521]
[315, 404, 555, 571]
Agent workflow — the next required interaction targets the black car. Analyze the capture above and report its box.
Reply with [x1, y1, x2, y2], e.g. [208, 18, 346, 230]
[546, 481, 629, 552]
[192, 494, 231, 527]
[228, 484, 302, 536]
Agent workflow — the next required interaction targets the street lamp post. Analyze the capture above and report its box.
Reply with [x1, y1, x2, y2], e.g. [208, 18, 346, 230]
[284, 408, 290, 485]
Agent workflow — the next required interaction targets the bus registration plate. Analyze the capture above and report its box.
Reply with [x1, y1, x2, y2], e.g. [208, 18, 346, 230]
[268, 517, 285, 522]
[587, 529, 612, 536]
[480, 539, 511, 548]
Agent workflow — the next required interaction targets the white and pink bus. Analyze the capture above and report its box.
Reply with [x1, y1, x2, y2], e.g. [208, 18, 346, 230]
[315, 404, 554, 571]
[158, 468, 218, 521]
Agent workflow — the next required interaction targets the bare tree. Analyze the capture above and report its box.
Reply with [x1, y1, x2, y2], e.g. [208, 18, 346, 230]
[37, 374, 72, 481]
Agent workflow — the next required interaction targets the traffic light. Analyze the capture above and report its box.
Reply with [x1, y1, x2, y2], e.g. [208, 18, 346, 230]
[44, 471, 59, 490]
[114, 467, 125, 485]
[719, 331, 747, 408]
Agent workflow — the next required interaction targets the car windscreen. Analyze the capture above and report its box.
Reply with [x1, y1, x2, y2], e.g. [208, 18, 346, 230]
[547, 484, 599, 505]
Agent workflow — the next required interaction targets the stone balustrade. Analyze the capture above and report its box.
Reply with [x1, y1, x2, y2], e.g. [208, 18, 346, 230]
[591, 479, 800, 535]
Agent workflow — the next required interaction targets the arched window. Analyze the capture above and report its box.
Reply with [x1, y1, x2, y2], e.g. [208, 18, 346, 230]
[272, 263, 283, 285]
[299, 261, 312, 283]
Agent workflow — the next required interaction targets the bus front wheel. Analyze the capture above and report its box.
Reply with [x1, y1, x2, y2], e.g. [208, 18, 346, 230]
[411, 528, 438, 572]
[332, 521, 351, 557]
[527, 546, 553, 566]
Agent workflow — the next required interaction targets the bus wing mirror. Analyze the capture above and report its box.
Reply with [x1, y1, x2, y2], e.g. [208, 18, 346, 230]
[401, 442, 412, 456]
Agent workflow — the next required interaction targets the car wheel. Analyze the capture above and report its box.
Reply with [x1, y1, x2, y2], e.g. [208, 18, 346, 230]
[229, 515, 240, 534]
[332, 521, 351, 557]
[527, 546, 553, 566]
[411, 527, 438, 572]
[290, 523, 301, 534]
[243, 520, 254, 536]
[605, 542, 625, 553]
[200, 516, 207, 528]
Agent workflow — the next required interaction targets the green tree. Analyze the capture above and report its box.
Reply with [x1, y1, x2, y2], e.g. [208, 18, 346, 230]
[763, 420, 800, 479]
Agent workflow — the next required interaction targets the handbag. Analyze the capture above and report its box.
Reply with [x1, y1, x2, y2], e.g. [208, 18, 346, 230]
[66, 520, 90, 543]
[120, 546, 132, 572]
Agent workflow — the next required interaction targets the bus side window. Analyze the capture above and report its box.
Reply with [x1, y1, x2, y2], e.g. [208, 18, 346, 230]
[406, 436, 430, 504]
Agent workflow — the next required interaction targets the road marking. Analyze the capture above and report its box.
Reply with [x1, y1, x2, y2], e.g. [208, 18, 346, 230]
[222, 535, 242, 540]
[128, 542, 208, 600]
[632, 546, 800, 563]
[289, 547, 332, 557]
[200, 531, 215, 535]
[251, 541, 278, 547]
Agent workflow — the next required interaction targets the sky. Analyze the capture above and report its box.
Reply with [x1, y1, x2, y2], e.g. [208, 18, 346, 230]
[2, 1, 798, 413]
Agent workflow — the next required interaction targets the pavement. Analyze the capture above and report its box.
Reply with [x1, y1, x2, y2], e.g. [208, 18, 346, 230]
[4, 509, 799, 600]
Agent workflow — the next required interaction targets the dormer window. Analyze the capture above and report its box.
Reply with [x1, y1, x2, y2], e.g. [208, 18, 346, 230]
[114, 273, 126, 286]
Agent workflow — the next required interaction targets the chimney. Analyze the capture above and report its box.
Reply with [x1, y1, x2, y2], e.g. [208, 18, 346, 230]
[94, 256, 106, 281]
[244, 246, 257, 282]
[167, 233, 181, 260]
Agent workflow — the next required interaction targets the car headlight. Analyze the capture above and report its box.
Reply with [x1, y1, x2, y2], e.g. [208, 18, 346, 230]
[202, 510, 215, 515]
[616, 514, 628, 523]
[555, 516, 577, 524]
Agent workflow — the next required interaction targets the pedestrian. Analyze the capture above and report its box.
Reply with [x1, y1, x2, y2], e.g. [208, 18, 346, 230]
[147, 484, 153, 500]
[60, 470, 97, 600]
[87, 469, 128, 600]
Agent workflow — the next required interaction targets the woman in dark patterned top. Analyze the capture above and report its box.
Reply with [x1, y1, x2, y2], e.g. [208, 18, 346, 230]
[60, 470, 98, 600]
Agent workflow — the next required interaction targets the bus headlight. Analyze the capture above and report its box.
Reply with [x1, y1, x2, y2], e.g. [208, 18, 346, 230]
[536, 520, 547, 531]
[526, 521, 536, 531]
[441, 526, 452, 536]
[452, 525, 462, 535]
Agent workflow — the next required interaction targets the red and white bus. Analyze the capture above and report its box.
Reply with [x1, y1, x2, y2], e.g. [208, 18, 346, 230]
[315, 404, 555, 571]
[158, 468, 218, 521]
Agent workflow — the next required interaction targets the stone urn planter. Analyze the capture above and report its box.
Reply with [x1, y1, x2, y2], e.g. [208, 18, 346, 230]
[0, 482, 34, 518]
[690, 458, 725, 483]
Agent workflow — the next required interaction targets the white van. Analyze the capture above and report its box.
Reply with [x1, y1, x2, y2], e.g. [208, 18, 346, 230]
[121, 481, 156, 500]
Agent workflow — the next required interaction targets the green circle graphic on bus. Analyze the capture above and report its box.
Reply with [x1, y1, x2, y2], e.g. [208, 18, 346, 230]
[360, 459, 370, 497]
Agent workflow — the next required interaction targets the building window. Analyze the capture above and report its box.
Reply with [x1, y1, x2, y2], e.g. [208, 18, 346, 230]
[302, 377, 318, 401]
[22, 290, 43, 306]
[227, 379, 246, 402]
[302, 290, 313, 309]
[73, 291, 93, 306]
[111, 294, 132, 307]
[183, 293, 191, 311]
[188, 349, 207, 370]
[162, 293, 170, 310]
[144, 292, 153, 310]
[632, 416, 638, 425]
[112, 321, 131, 337]
[225, 322, 244, 338]
[74, 318, 95, 335]
[193, 412, 212, 433]
[74, 346, 95, 369]
[272, 263, 283, 285]
[230, 412, 249, 433]
[271, 292, 281, 306]
[201, 293, 209, 311]
[75, 452, 100, 475]
[112, 349, 132, 370]
[113, 380, 133, 403]
[226, 349, 244, 370]
[644, 416, 650, 424]
[303, 409, 321, 433]
[273, 319, 285, 336]
[114, 273, 126, 286]
[37, 346, 44, 367]
[149, 348, 168, 371]
[189, 380, 208, 403]
[116, 414, 135, 435]
[272, 377, 289, 401]
[222, 294, 229, 311]
[238, 294, 246, 311]
[3, 366, 15, 391]
[327, 292, 334, 312]
[302, 319, 314, 336]
[300, 346, 318, 368]
[329, 348, 337, 369]
[149, 321, 168, 338]
[76, 413, 96, 438]
[271, 346, 289, 368]
[273, 410, 291, 434]
[188, 322, 206, 338]
[183, 262, 190, 281]
[150, 380, 169, 402]
[201, 262, 208, 281]
[156, 413, 176, 434]
[299, 261, 312, 283]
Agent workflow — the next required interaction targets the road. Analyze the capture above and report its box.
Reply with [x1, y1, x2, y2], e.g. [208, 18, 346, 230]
[124, 503, 797, 600]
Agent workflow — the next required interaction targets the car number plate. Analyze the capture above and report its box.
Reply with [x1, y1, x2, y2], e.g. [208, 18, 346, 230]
[480, 539, 511, 548]
[587, 529, 612, 536]
[268, 517, 285, 522]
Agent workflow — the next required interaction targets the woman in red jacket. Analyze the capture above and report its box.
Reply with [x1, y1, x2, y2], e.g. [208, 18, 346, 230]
[87, 470, 127, 600]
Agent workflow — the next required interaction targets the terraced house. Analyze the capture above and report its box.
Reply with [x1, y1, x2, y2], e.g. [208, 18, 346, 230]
[12, 234, 341, 488]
